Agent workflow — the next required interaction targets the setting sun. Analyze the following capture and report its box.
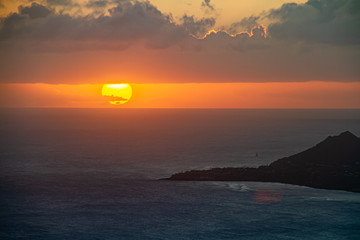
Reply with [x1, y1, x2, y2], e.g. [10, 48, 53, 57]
[102, 84, 132, 105]
[1, 0, 359, 239]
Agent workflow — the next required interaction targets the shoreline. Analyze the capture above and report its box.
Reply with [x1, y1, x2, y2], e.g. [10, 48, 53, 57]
[163, 131, 360, 193]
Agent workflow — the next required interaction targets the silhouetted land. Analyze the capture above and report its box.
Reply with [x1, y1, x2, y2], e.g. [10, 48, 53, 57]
[164, 131, 360, 192]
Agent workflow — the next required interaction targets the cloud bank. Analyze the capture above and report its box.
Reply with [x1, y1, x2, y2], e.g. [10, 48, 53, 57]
[0, 0, 359, 83]
[267, 0, 360, 45]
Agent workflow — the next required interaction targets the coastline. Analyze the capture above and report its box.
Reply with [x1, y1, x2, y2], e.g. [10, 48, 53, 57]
[164, 131, 360, 193]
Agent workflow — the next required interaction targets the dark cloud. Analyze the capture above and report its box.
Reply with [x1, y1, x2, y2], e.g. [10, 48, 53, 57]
[203, 25, 267, 43]
[180, 15, 215, 37]
[0, 3, 54, 41]
[0, 0, 358, 84]
[0, 0, 4, 9]
[46, 0, 73, 6]
[0, 1, 188, 48]
[227, 16, 260, 34]
[85, 0, 129, 9]
[86, 0, 108, 8]
[201, 26, 268, 52]
[201, 0, 214, 11]
[19, 3, 53, 19]
[267, 0, 360, 45]
[251, 25, 266, 39]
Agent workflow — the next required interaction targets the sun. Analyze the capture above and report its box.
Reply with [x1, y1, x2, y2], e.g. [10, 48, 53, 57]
[102, 83, 132, 105]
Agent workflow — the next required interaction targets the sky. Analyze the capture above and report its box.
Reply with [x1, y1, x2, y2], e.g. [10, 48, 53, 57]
[0, 0, 359, 108]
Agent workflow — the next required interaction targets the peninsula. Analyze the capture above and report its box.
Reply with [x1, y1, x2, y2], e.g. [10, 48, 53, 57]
[164, 131, 360, 192]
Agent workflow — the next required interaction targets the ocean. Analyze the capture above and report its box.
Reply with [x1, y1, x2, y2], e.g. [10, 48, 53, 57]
[1, 109, 360, 239]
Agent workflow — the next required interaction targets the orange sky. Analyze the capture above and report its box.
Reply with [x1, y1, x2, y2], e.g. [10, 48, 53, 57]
[1, 82, 359, 108]
[1, 0, 307, 26]
[0, 0, 358, 108]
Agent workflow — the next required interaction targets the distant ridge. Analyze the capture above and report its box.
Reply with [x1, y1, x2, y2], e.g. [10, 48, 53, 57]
[164, 131, 360, 192]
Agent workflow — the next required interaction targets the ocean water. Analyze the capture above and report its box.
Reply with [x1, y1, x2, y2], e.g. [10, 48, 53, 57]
[1, 109, 360, 239]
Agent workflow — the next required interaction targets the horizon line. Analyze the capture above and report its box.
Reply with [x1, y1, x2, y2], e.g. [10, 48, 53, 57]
[1, 107, 360, 110]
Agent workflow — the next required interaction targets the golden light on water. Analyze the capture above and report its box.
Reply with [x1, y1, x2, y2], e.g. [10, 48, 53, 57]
[102, 84, 132, 105]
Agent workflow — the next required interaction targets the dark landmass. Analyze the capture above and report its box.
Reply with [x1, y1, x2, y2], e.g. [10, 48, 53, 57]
[164, 131, 360, 192]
